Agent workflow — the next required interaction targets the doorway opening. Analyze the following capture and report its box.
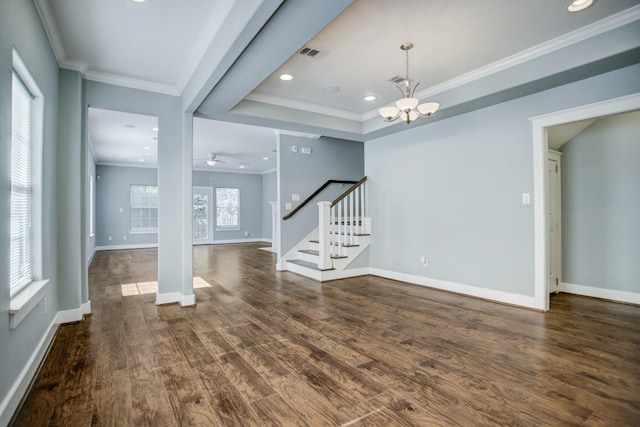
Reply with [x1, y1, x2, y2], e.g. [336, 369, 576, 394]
[531, 93, 640, 311]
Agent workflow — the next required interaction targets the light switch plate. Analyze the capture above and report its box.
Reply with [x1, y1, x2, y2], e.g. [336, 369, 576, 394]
[292, 194, 300, 201]
[522, 193, 531, 204]
[285, 202, 292, 210]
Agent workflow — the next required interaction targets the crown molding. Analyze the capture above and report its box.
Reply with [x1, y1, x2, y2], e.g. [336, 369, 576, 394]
[364, 4, 640, 122]
[175, 1, 237, 94]
[245, 92, 363, 121]
[34, 0, 66, 68]
[275, 129, 321, 139]
[84, 71, 179, 96]
[96, 161, 158, 169]
[192, 165, 264, 175]
[414, 4, 640, 102]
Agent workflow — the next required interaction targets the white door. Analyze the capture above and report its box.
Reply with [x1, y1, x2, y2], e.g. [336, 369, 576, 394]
[547, 151, 562, 293]
[193, 187, 213, 244]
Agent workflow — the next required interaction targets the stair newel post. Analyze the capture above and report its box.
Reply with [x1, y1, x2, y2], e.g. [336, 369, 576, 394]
[317, 201, 332, 270]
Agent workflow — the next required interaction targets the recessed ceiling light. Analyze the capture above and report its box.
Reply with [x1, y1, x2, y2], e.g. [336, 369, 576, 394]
[152, 127, 159, 132]
[363, 95, 377, 101]
[239, 164, 246, 169]
[132, 0, 145, 3]
[279, 74, 294, 81]
[322, 85, 340, 93]
[138, 158, 145, 162]
[568, 0, 594, 12]
[143, 146, 151, 150]
[124, 124, 136, 128]
[262, 157, 269, 160]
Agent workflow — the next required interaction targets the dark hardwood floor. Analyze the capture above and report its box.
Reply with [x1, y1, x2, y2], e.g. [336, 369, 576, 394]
[12, 243, 640, 426]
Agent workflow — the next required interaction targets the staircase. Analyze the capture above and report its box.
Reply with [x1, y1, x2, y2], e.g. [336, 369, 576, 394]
[283, 177, 370, 281]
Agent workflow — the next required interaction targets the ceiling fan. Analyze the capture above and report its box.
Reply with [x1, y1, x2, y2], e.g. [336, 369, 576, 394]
[196, 153, 227, 166]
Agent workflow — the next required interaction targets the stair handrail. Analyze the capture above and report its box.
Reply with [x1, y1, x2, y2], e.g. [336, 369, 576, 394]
[330, 176, 367, 207]
[282, 179, 357, 220]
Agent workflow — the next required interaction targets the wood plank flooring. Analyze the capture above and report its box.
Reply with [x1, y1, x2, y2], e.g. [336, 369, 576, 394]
[12, 243, 640, 426]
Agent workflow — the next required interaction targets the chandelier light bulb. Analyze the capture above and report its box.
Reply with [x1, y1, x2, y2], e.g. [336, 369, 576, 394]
[378, 43, 439, 124]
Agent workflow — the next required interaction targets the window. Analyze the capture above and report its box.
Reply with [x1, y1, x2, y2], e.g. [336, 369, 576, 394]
[89, 174, 95, 237]
[130, 185, 158, 232]
[10, 72, 33, 295]
[216, 187, 240, 230]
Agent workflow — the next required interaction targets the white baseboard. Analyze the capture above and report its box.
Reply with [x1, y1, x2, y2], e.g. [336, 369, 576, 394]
[0, 316, 58, 426]
[155, 292, 196, 306]
[155, 291, 181, 305]
[559, 282, 640, 305]
[181, 293, 196, 306]
[56, 301, 92, 324]
[369, 268, 537, 309]
[208, 238, 272, 245]
[87, 247, 96, 264]
[95, 243, 158, 251]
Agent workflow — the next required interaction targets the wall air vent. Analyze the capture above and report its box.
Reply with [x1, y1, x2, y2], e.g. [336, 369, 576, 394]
[298, 46, 327, 59]
[387, 75, 406, 84]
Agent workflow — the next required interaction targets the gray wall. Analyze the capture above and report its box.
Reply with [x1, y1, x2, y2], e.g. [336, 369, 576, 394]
[262, 170, 276, 241]
[95, 165, 158, 247]
[561, 111, 640, 293]
[193, 170, 264, 241]
[96, 168, 268, 247]
[279, 135, 364, 256]
[366, 63, 640, 298]
[0, 0, 60, 418]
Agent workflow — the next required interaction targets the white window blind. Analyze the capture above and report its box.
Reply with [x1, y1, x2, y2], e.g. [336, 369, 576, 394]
[130, 185, 158, 232]
[10, 72, 33, 295]
[216, 187, 240, 230]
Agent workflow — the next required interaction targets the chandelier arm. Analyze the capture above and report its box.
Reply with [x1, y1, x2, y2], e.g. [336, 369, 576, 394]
[411, 81, 420, 98]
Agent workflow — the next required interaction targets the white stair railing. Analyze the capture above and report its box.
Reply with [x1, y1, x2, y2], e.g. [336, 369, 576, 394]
[317, 177, 368, 270]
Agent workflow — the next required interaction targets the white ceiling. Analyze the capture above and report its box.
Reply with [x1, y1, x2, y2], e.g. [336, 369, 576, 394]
[250, 0, 640, 116]
[38, 0, 640, 169]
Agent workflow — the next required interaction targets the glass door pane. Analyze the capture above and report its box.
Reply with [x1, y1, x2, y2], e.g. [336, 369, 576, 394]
[193, 187, 213, 243]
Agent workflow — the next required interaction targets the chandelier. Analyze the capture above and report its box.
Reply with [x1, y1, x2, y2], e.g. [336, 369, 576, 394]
[378, 43, 439, 124]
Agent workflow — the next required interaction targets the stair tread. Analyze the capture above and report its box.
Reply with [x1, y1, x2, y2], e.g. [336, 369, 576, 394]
[298, 249, 349, 259]
[287, 259, 335, 271]
[308, 240, 360, 248]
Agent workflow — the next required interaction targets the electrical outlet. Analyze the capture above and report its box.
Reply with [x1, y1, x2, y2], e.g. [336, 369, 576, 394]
[123, 235, 127, 241]
[291, 145, 298, 153]
[44, 298, 47, 314]
[420, 256, 429, 267]
[119, 207, 123, 213]
[292, 193, 300, 201]
[108, 236, 112, 241]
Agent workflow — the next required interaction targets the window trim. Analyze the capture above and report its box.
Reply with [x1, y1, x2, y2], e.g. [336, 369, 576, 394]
[9, 49, 46, 329]
[130, 184, 159, 233]
[215, 187, 241, 231]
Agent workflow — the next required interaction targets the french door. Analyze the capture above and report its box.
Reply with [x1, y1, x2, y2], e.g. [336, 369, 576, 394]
[193, 187, 213, 244]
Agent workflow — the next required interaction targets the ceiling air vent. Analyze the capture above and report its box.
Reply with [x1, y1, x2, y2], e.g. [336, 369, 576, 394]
[298, 46, 326, 59]
[387, 75, 406, 84]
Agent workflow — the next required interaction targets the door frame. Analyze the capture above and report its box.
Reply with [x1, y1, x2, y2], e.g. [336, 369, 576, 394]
[547, 150, 562, 294]
[530, 93, 640, 311]
[193, 186, 214, 245]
